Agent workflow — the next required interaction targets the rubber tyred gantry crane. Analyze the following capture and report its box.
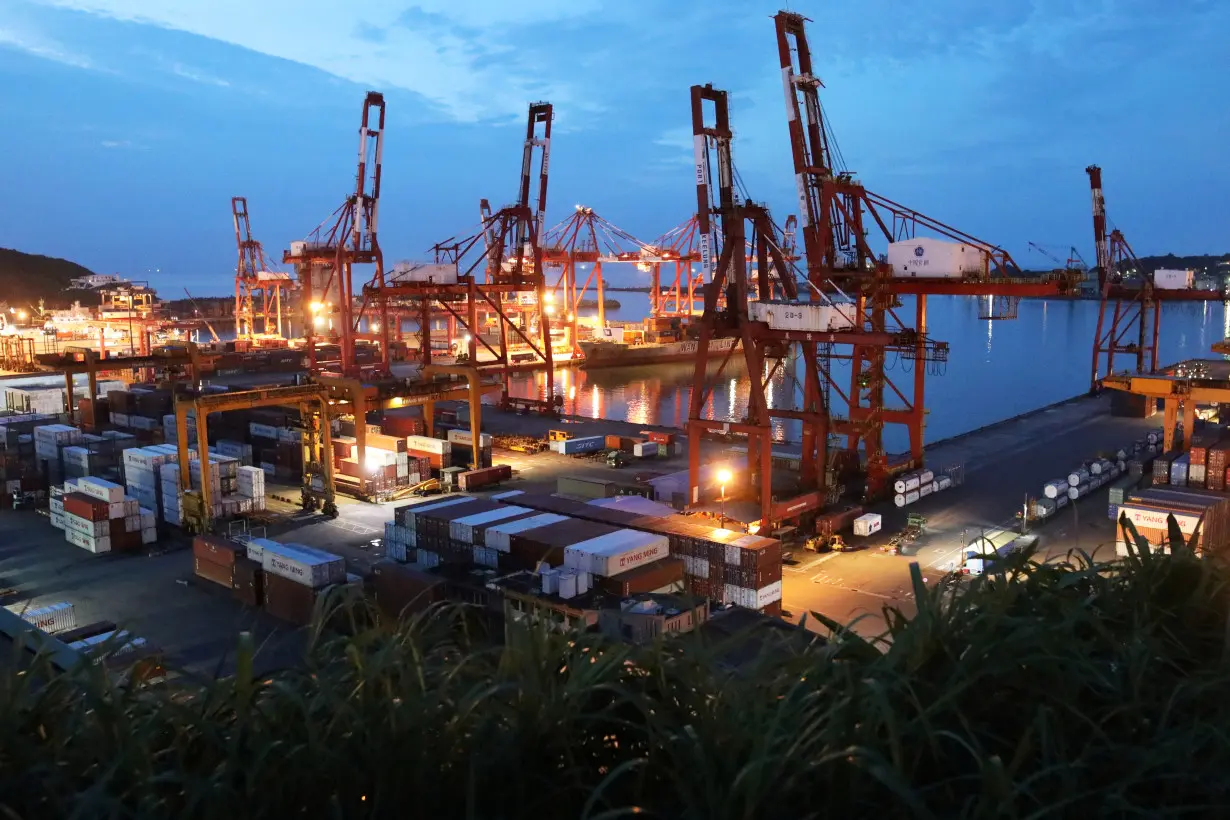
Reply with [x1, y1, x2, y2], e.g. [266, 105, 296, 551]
[232, 196, 293, 342]
[283, 91, 390, 378]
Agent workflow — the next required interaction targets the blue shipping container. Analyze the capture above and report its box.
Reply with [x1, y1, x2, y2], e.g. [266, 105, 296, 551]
[561, 436, 605, 455]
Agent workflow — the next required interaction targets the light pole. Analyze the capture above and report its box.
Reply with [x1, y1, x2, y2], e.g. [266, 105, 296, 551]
[717, 468, 732, 527]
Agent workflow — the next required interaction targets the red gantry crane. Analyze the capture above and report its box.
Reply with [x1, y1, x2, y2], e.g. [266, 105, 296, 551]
[688, 11, 1080, 528]
[542, 206, 656, 357]
[232, 196, 293, 343]
[284, 91, 390, 378]
[371, 101, 560, 412]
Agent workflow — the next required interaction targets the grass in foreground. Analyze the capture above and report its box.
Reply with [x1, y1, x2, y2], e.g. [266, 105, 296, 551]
[2, 537, 1230, 819]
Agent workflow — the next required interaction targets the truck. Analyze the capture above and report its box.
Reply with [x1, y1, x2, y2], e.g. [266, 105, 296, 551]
[606, 450, 630, 469]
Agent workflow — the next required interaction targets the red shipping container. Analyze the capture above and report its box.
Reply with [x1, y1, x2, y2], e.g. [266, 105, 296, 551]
[62, 492, 111, 522]
[646, 431, 676, 446]
[193, 534, 244, 567]
[195, 557, 234, 589]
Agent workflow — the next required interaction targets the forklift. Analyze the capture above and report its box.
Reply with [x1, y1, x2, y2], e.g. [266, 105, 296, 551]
[606, 450, 630, 469]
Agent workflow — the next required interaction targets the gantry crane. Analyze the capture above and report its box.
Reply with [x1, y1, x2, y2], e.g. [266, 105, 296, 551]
[372, 101, 560, 412]
[688, 11, 1079, 526]
[542, 207, 655, 355]
[232, 196, 293, 342]
[1086, 164, 1156, 392]
[283, 91, 391, 378]
[1027, 241, 1088, 277]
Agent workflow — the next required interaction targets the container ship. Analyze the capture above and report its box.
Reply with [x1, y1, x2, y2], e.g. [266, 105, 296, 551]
[580, 336, 739, 369]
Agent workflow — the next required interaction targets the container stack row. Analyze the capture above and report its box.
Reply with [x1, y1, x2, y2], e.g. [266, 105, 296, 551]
[1034, 431, 1163, 522]
[892, 468, 956, 508]
[49, 476, 156, 553]
[192, 535, 356, 624]
[489, 492, 784, 614]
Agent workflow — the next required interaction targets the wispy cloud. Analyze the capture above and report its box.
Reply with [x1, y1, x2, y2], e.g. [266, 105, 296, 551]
[99, 139, 130, 148]
[0, 25, 94, 69]
[169, 62, 229, 88]
[27, 0, 615, 123]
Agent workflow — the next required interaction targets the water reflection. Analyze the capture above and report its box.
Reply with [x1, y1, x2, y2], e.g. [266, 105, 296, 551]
[506, 294, 1228, 454]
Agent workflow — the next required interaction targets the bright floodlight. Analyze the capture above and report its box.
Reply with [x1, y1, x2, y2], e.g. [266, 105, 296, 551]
[717, 468, 732, 485]
[310, 301, 323, 313]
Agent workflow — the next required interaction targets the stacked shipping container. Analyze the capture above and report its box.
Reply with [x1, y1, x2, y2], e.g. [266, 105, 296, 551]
[49, 476, 156, 553]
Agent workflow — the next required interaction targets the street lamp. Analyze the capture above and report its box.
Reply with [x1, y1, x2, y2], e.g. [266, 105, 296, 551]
[717, 468, 732, 525]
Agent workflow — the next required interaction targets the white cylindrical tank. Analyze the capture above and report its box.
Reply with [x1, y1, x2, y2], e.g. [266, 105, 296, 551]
[905, 474, 921, 492]
[1043, 480, 1068, 499]
[917, 469, 935, 485]
[937, 476, 953, 491]
[919, 482, 934, 498]
[1068, 467, 1091, 487]
[894, 493, 907, 508]
[905, 490, 920, 504]
[893, 476, 909, 494]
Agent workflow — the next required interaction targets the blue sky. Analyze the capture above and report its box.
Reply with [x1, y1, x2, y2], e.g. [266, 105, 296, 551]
[0, 0, 1226, 294]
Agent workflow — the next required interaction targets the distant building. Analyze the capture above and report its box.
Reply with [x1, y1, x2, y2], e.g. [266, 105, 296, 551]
[68, 274, 124, 290]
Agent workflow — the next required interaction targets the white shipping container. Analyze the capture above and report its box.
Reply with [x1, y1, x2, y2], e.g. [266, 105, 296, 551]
[756, 580, 784, 608]
[403, 496, 472, 530]
[564, 530, 669, 578]
[13, 601, 76, 633]
[887, 238, 985, 278]
[1153, 268, 1194, 290]
[541, 568, 560, 594]
[406, 435, 450, 455]
[633, 441, 659, 458]
[853, 513, 882, 537]
[450, 505, 534, 544]
[391, 261, 459, 284]
[446, 429, 494, 448]
[747, 300, 856, 333]
[485, 512, 570, 552]
[260, 542, 345, 589]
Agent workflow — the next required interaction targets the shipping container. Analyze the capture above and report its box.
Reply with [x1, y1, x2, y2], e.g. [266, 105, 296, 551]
[852, 513, 882, 537]
[484, 512, 571, 552]
[887, 238, 985, 278]
[557, 475, 614, 500]
[260, 541, 345, 589]
[449, 504, 536, 545]
[194, 556, 234, 589]
[597, 557, 686, 597]
[12, 601, 76, 634]
[563, 529, 670, 577]
[192, 534, 244, 567]
[263, 571, 320, 625]
[746, 300, 855, 332]
[457, 464, 513, 492]
[370, 560, 445, 619]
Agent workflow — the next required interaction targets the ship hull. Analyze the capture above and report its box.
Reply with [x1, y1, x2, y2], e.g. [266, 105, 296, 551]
[579, 338, 741, 369]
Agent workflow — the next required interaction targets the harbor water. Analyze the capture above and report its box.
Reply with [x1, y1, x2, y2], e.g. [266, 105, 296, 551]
[506, 293, 1230, 454]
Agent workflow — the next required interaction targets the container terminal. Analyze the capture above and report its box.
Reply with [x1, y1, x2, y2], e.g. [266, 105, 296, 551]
[0, 9, 1226, 673]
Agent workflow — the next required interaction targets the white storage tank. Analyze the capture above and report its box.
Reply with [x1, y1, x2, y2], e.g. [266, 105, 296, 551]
[894, 493, 907, 508]
[1068, 467, 1091, 487]
[1043, 479, 1069, 499]
[887, 238, 986, 278]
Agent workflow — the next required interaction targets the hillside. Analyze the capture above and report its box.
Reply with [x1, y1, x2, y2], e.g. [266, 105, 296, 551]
[0, 247, 99, 308]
